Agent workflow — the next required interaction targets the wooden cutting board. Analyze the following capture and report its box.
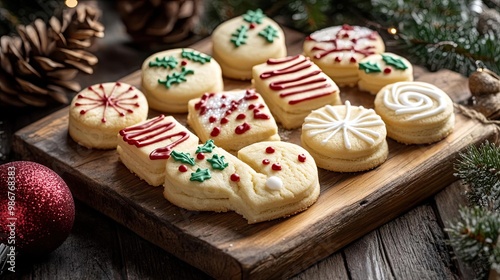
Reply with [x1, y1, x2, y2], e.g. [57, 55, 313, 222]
[12, 28, 498, 279]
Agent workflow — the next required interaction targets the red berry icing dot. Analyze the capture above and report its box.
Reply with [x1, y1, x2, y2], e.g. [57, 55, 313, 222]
[220, 117, 229, 124]
[179, 165, 188, 172]
[334, 56, 342, 63]
[272, 163, 282, 171]
[209, 116, 217, 123]
[265, 146, 275, 154]
[384, 67, 392, 74]
[262, 159, 270, 165]
[350, 57, 357, 63]
[197, 153, 205, 160]
[236, 113, 246, 120]
[210, 127, 221, 137]
[230, 173, 240, 182]
[298, 154, 306, 162]
[181, 60, 188, 66]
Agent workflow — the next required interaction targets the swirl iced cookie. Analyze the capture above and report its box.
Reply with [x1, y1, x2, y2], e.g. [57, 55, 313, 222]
[164, 140, 320, 224]
[212, 9, 287, 80]
[117, 115, 199, 186]
[252, 54, 341, 129]
[357, 52, 413, 94]
[68, 82, 148, 149]
[141, 48, 223, 113]
[303, 24, 385, 86]
[301, 101, 388, 172]
[374, 81, 455, 144]
[187, 89, 279, 152]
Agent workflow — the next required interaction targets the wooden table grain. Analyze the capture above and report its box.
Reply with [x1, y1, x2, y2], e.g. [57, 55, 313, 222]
[2, 2, 490, 279]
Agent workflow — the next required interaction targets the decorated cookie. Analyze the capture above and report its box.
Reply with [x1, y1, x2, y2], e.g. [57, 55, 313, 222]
[68, 82, 148, 149]
[357, 52, 413, 94]
[301, 101, 388, 172]
[374, 81, 455, 144]
[117, 115, 199, 186]
[303, 24, 385, 86]
[141, 48, 224, 113]
[212, 9, 287, 80]
[163, 140, 320, 224]
[187, 89, 279, 152]
[252, 54, 342, 129]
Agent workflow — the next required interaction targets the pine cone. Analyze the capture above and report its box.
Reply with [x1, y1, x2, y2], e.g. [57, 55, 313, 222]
[117, 0, 203, 45]
[0, 3, 104, 108]
[477, 8, 500, 37]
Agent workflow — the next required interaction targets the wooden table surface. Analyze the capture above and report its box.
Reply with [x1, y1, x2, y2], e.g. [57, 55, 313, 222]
[1, 2, 490, 279]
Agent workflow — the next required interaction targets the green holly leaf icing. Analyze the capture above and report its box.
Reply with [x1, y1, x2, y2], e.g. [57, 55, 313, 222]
[190, 168, 211, 182]
[258, 25, 279, 43]
[207, 154, 229, 170]
[230, 25, 249, 47]
[382, 54, 408, 70]
[359, 61, 382, 73]
[181, 49, 212, 64]
[158, 67, 194, 88]
[149, 56, 178, 69]
[196, 139, 216, 154]
[170, 150, 195, 166]
[243, 9, 265, 24]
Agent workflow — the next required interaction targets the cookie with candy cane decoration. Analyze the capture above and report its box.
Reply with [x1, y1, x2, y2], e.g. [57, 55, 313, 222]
[163, 140, 320, 224]
[374, 81, 455, 144]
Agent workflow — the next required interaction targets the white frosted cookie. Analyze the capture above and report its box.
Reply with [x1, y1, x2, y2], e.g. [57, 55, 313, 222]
[252, 54, 341, 129]
[374, 81, 455, 144]
[163, 140, 320, 224]
[358, 53, 413, 94]
[301, 101, 388, 172]
[117, 115, 199, 186]
[141, 48, 223, 113]
[303, 24, 385, 86]
[187, 89, 279, 152]
[212, 9, 287, 80]
[68, 82, 148, 149]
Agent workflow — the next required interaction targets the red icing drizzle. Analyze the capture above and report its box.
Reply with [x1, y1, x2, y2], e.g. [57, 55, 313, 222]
[179, 165, 188, 172]
[230, 173, 240, 182]
[272, 163, 282, 171]
[75, 82, 139, 123]
[298, 154, 306, 162]
[260, 55, 333, 105]
[119, 115, 189, 160]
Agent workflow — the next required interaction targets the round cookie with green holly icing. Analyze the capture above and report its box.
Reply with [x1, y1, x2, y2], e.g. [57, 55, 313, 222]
[211, 9, 287, 80]
[141, 48, 224, 113]
[357, 52, 413, 94]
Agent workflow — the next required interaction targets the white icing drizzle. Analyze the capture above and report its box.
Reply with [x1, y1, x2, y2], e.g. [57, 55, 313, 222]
[266, 176, 283, 191]
[303, 101, 384, 149]
[382, 82, 447, 121]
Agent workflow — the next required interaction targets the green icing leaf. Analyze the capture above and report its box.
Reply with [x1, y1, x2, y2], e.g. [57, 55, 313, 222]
[149, 56, 178, 69]
[243, 9, 265, 24]
[158, 67, 194, 88]
[258, 25, 279, 43]
[230, 25, 249, 47]
[196, 139, 216, 154]
[181, 49, 212, 64]
[359, 61, 382, 73]
[207, 154, 229, 170]
[171, 150, 195, 166]
[190, 168, 211, 182]
[382, 54, 408, 70]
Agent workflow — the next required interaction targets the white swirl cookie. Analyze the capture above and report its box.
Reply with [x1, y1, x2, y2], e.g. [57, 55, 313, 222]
[141, 48, 223, 113]
[68, 82, 148, 149]
[301, 101, 388, 172]
[163, 140, 320, 224]
[374, 81, 455, 144]
[117, 115, 200, 186]
[187, 89, 279, 152]
[357, 52, 413, 94]
[303, 24, 385, 87]
[252, 54, 341, 129]
[212, 9, 287, 80]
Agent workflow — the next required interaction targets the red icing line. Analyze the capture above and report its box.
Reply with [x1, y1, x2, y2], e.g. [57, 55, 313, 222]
[266, 55, 301, 65]
[260, 56, 311, 79]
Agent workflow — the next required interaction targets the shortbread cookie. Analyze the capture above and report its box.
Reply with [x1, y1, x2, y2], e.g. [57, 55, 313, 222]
[374, 81, 455, 144]
[68, 82, 148, 149]
[303, 24, 385, 86]
[358, 53, 413, 94]
[187, 89, 279, 152]
[164, 140, 320, 224]
[252, 54, 341, 129]
[141, 48, 223, 113]
[117, 115, 199, 186]
[212, 9, 287, 80]
[301, 101, 388, 172]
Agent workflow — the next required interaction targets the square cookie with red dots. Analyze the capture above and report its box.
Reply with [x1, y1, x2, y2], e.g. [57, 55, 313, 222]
[187, 89, 280, 152]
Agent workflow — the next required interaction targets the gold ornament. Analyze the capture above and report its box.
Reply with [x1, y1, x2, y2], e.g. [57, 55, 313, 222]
[468, 61, 500, 120]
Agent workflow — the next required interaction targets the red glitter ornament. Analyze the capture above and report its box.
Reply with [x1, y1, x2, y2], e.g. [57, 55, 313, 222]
[0, 161, 75, 257]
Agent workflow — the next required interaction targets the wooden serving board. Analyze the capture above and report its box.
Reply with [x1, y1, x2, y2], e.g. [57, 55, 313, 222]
[12, 29, 498, 279]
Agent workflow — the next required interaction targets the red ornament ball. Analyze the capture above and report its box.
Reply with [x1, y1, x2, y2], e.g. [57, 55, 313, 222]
[0, 161, 75, 257]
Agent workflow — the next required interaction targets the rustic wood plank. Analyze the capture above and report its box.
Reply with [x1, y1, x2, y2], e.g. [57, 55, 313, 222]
[292, 252, 348, 280]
